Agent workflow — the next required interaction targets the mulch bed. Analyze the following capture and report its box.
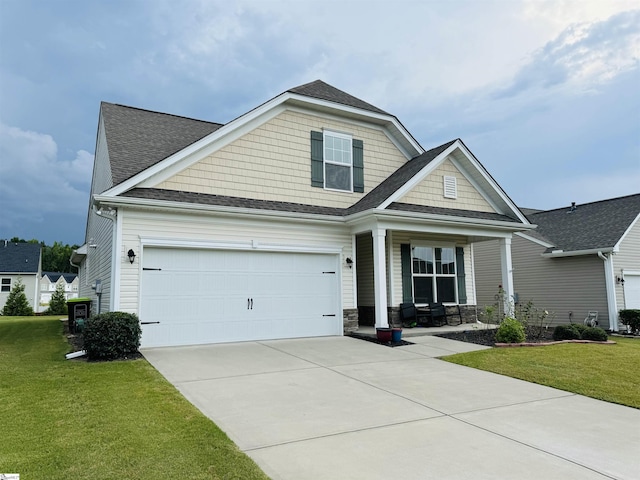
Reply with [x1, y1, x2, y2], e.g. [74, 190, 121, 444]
[436, 325, 557, 347]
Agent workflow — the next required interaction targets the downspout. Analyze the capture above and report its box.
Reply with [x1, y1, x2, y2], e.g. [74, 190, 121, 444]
[598, 251, 618, 332]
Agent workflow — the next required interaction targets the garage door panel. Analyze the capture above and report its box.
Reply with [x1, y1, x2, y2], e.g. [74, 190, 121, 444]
[140, 248, 340, 347]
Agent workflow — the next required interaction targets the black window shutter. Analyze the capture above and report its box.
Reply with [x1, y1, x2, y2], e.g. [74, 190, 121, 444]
[456, 246, 467, 304]
[352, 139, 364, 193]
[310, 131, 324, 187]
[401, 244, 413, 303]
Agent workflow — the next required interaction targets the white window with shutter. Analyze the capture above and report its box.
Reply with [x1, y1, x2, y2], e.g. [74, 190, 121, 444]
[444, 175, 457, 199]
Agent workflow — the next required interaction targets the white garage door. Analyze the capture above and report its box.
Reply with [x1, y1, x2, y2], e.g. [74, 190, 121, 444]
[624, 274, 640, 309]
[139, 248, 341, 348]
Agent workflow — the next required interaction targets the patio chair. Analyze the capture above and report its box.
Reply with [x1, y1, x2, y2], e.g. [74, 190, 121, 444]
[584, 311, 598, 327]
[428, 302, 448, 327]
[400, 303, 429, 328]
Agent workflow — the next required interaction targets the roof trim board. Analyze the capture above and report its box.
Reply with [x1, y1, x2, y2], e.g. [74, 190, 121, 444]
[614, 212, 640, 252]
[514, 231, 554, 249]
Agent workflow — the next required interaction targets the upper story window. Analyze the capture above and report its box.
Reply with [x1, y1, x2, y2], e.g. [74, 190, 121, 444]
[324, 131, 352, 192]
[1, 278, 11, 292]
[310, 130, 364, 193]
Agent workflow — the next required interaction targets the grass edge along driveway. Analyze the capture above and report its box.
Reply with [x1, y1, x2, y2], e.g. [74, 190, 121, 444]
[0, 316, 270, 480]
[442, 336, 640, 409]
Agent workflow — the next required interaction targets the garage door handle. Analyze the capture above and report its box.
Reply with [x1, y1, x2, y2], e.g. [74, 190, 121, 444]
[247, 298, 253, 310]
[323, 314, 336, 317]
[141, 321, 160, 325]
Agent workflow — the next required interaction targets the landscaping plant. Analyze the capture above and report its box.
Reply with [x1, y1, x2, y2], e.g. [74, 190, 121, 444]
[1, 278, 33, 316]
[495, 317, 526, 343]
[46, 283, 68, 315]
[83, 311, 141, 361]
[619, 309, 640, 334]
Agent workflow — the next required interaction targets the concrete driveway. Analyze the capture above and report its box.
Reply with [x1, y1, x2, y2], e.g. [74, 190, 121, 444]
[143, 336, 640, 480]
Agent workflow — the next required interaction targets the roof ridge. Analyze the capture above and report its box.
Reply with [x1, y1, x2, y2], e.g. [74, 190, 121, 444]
[101, 101, 223, 127]
[529, 192, 640, 215]
[287, 80, 389, 115]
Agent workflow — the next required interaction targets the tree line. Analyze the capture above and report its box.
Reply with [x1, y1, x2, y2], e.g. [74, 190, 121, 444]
[8, 238, 79, 273]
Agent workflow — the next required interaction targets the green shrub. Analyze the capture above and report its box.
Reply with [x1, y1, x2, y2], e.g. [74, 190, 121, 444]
[553, 324, 581, 341]
[1, 278, 33, 316]
[581, 327, 609, 342]
[83, 312, 141, 361]
[619, 309, 640, 333]
[46, 283, 68, 315]
[495, 317, 526, 343]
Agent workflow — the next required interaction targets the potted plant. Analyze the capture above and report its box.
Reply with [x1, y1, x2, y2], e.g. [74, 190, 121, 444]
[376, 327, 392, 343]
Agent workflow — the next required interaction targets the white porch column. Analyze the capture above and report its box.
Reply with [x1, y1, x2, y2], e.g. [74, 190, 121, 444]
[599, 251, 619, 332]
[498, 237, 515, 317]
[372, 228, 389, 328]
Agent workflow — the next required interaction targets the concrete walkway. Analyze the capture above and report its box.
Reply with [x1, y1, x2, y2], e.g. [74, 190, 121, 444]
[143, 336, 639, 480]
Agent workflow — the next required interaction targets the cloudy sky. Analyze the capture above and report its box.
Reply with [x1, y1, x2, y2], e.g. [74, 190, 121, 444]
[1, 0, 639, 246]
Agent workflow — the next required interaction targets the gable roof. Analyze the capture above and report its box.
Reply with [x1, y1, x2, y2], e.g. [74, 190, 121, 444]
[0, 242, 41, 274]
[101, 102, 223, 186]
[288, 80, 389, 115]
[528, 194, 640, 253]
[42, 272, 78, 283]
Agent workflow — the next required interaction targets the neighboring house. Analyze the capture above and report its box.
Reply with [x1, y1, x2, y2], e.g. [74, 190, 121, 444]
[72, 80, 533, 348]
[474, 194, 640, 331]
[39, 272, 79, 311]
[0, 241, 42, 313]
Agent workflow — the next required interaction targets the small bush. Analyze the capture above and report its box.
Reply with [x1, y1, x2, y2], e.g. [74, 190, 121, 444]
[83, 312, 141, 361]
[619, 309, 640, 333]
[553, 324, 581, 341]
[46, 283, 68, 315]
[1, 278, 33, 316]
[581, 327, 609, 342]
[495, 317, 526, 343]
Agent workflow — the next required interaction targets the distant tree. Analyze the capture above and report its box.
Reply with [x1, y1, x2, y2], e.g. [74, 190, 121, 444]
[47, 283, 68, 315]
[1, 278, 33, 316]
[41, 242, 79, 273]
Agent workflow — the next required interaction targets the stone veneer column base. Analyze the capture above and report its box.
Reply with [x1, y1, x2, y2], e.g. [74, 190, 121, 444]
[343, 308, 359, 333]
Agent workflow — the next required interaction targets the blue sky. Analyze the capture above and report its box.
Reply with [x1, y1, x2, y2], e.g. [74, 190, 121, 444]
[1, 0, 638, 246]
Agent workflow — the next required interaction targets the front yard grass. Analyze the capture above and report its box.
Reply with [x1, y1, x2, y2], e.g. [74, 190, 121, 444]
[442, 336, 640, 408]
[0, 316, 269, 480]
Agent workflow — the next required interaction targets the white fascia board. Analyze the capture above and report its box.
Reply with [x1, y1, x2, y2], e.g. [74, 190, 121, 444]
[346, 208, 534, 236]
[93, 194, 345, 226]
[542, 247, 614, 258]
[452, 141, 530, 224]
[514, 231, 554, 248]
[613, 212, 640, 252]
[101, 91, 422, 197]
[378, 141, 460, 209]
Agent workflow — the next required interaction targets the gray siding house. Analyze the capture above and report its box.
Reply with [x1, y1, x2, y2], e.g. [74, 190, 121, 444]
[474, 194, 640, 330]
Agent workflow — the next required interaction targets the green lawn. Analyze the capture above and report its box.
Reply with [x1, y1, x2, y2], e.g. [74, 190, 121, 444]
[0, 316, 269, 480]
[443, 337, 640, 408]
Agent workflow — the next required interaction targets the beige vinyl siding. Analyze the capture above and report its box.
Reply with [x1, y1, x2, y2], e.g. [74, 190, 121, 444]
[398, 159, 496, 213]
[388, 231, 471, 307]
[474, 235, 609, 325]
[613, 219, 640, 310]
[156, 110, 407, 209]
[118, 208, 354, 314]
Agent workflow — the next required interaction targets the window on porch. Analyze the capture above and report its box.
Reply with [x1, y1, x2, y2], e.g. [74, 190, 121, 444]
[411, 246, 457, 304]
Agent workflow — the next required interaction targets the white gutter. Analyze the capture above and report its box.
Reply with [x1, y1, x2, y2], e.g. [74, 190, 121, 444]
[598, 251, 619, 332]
[542, 247, 614, 258]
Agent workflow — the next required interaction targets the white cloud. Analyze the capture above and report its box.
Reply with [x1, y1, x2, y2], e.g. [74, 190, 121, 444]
[0, 122, 93, 230]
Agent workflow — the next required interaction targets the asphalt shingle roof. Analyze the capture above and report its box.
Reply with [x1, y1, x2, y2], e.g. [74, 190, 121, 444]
[288, 80, 389, 115]
[42, 272, 78, 283]
[527, 194, 640, 252]
[387, 203, 521, 223]
[101, 103, 223, 187]
[0, 242, 41, 273]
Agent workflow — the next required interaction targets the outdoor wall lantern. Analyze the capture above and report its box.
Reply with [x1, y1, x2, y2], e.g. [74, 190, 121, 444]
[616, 275, 625, 285]
[127, 249, 136, 264]
[345, 257, 353, 269]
